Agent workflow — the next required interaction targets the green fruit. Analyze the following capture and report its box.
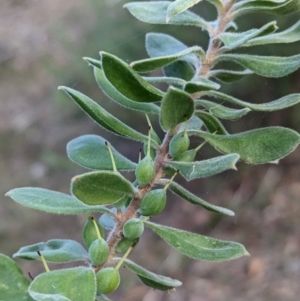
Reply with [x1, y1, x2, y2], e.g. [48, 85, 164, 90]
[115, 237, 139, 253]
[135, 156, 155, 186]
[140, 189, 166, 216]
[82, 217, 105, 248]
[96, 267, 120, 294]
[88, 238, 110, 266]
[174, 148, 197, 162]
[123, 218, 144, 239]
[169, 132, 190, 158]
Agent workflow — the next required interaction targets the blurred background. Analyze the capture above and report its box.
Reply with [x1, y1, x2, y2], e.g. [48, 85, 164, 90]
[1, 0, 300, 300]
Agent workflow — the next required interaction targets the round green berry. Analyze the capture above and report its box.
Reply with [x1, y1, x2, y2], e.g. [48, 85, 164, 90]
[115, 237, 139, 254]
[88, 238, 110, 266]
[123, 218, 144, 239]
[82, 217, 105, 248]
[174, 148, 197, 162]
[96, 267, 120, 294]
[140, 189, 166, 216]
[169, 132, 190, 158]
[135, 156, 155, 186]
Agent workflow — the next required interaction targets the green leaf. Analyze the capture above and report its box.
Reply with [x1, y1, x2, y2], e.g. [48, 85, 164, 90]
[99, 208, 117, 229]
[131, 46, 204, 73]
[5, 188, 113, 215]
[145, 32, 201, 69]
[196, 99, 251, 120]
[184, 77, 220, 93]
[101, 52, 164, 103]
[218, 21, 277, 49]
[28, 267, 96, 301]
[71, 171, 135, 206]
[0, 254, 34, 301]
[232, 0, 300, 18]
[207, 91, 300, 112]
[163, 60, 195, 81]
[168, 181, 234, 216]
[168, 154, 239, 180]
[142, 76, 186, 86]
[90, 63, 160, 115]
[124, 1, 212, 31]
[209, 69, 254, 83]
[67, 135, 136, 171]
[244, 19, 300, 46]
[195, 110, 228, 134]
[188, 127, 300, 164]
[13, 240, 88, 263]
[59, 87, 149, 143]
[145, 221, 249, 261]
[217, 53, 300, 78]
[166, 0, 202, 22]
[178, 114, 203, 132]
[118, 258, 182, 290]
[160, 87, 195, 131]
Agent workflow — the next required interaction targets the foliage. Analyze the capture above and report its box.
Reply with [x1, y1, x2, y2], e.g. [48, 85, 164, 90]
[2, 0, 300, 300]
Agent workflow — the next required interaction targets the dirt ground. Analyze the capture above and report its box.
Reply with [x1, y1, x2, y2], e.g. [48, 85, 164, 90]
[1, 1, 300, 301]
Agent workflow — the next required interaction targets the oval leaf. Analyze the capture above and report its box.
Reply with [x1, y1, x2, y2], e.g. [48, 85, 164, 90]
[195, 110, 228, 134]
[5, 188, 113, 215]
[244, 19, 300, 47]
[196, 99, 251, 120]
[168, 154, 239, 180]
[168, 181, 234, 216]
[131, 46, 204, 73]
[166, 0, 202, 22]
[185, 77, 220, 93]
[71, 171, 135, 206]
[101, 52, 164, 103]
[124, 1, 212, 30]
[207, 91, 300, 112]
[160, 87, 195, 131]
[13, 240, 88, 263]
[90, 63, 160, 115]
[163, 60, 195, 81]
[0, 254, 34, 301]
[29, 267, 96, 301]
[119, 258, 182, 290]
[67, 135, 136, 171]
[217, 53, 300, 78]
[145, 221, 249, 261]
[59, 86, 149, 143]
[209, 69, 254, 83]
[218, 21, 277, 49]
[189, 127, 300, 164]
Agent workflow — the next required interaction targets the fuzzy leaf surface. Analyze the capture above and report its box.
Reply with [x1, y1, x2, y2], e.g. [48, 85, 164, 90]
[209, 69, 254, 83]
[145, 222, 249, 261]
[0, 254, 34, 301]
[168, 154, 239, 180]
[28, 267, 95, 301]
[195, 111, 228, 134]
[160, 87, 195, 131]
[146, 32, 200, 69]
[218, 21, 277, 49]
[101, 52, 164, 102]
[244, 19, 300, 46]
[119, 258, 182, 290]
[196, 99, 251, 120]
[207, 91, 300, 112]
[131, 46, 204, 73]
[71, 171, 135, 206]
[166, 0, 202, 22]
[232, 0, 300, 18]
[92, 64, 159, 114]
[13, 240, 88, 263]
[59, 87, 148, 143]
[5, 188, 113, 215]
[217, 53, 300, 78]
[184, 77, 220, 93]
[169, 181, 234, 216]
[124, 1, 211, 30]
[189, 127, 300, 164]
[163, 60, 195, 80]
[67, 135, 136, 171]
